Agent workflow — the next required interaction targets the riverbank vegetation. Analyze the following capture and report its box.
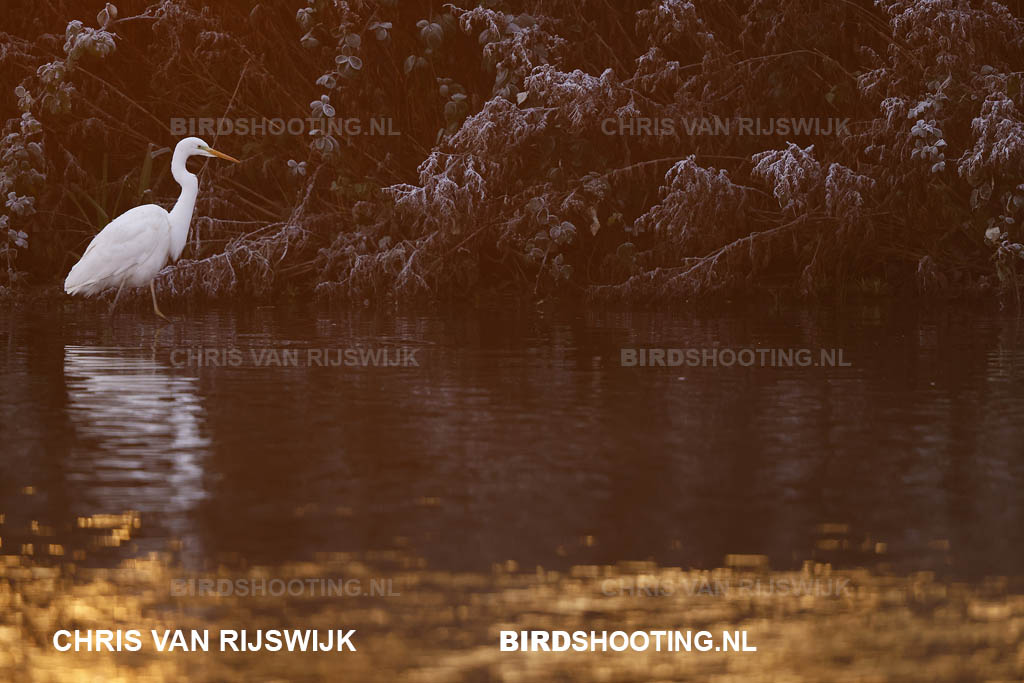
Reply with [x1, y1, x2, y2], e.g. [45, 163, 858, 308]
[1, 1, 1023, 305]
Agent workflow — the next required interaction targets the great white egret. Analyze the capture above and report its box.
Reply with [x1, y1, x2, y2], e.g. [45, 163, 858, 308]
[64, 136, 240, 320]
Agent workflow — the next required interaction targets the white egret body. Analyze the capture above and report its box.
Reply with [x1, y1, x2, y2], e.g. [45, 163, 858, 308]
[64, 137, 239, 320]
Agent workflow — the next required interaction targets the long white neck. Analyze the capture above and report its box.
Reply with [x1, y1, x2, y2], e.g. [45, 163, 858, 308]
[168, 146, 199, 262]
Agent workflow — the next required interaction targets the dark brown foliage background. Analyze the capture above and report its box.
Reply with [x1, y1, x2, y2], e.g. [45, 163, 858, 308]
[1, 0, 1023, 304]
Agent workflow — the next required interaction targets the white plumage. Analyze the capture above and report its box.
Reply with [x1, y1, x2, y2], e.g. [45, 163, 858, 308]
[64, 136, 240, 320]
[65, 205, 172, 295]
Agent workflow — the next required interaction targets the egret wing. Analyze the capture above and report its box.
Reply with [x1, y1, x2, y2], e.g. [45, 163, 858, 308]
[65, 205, 172, 295]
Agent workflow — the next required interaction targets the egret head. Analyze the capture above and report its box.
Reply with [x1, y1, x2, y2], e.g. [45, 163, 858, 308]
[177, 136, 240, 163]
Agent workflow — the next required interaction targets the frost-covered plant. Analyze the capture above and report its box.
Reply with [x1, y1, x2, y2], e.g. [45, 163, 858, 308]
[635, 0, 724, 62]
[0, 124, 44, 284]
[523, 202, 576, 283]
[523, 66, 623, 135]
[959, 94, 1024, 196]
[64, 17, 117, 61]
[860, 0, 1023, 102]
[752, 143, 875, 230]
[984, 224, 1024, 304]
[752, 144, 824, 215]
[959, 93, 1024, 252]
[387, 95, 548, 236]
[300, 1, 366, 96]
[295, 1, 370, 132]
[385, 100, 539, 240]
[287, 160, 307, 178]
[456, 7, 564, 101]
[1, 4, 119, 283]
[0, 214, 29, 284]
[632, 156, 746, 247]
[31, 5, 119, 114]
[824, 163, 876, 231]
[307, 95, 339, 157]
[437, 78, 470, 137]
[909, 119, 947, 174]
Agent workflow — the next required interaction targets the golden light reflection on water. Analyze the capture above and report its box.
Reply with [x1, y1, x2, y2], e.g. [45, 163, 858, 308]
[1, 511, 1022, 682]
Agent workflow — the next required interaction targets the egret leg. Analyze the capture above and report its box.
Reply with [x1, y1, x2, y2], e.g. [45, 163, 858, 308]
[150, 280, 171, 322]
[108, 278, 127, 315]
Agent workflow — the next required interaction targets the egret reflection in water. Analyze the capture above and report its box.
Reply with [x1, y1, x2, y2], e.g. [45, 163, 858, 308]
[62, 345, 209, 537]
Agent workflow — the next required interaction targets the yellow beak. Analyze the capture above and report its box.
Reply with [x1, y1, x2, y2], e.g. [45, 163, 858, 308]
[204, 147, 241, 163]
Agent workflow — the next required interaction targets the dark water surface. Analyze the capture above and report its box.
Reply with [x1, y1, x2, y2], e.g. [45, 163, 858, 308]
[2, 302, 1023, 578]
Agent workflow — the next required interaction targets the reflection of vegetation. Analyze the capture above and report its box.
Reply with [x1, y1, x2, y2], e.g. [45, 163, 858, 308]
[1, 1, 1023, 301]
